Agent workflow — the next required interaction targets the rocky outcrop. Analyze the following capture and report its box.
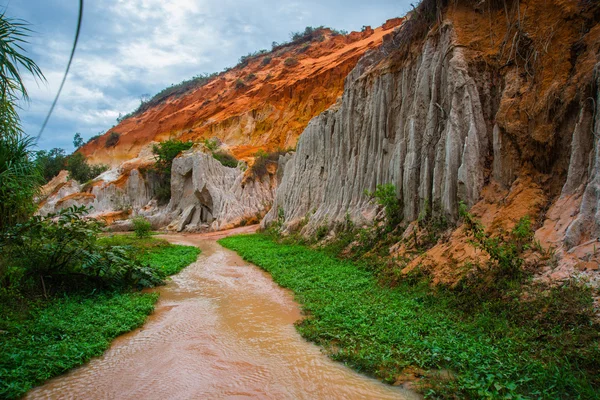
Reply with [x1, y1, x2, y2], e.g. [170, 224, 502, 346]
[265, 23, 488, 233]
[265, 1, 600, 280]
[168, 151, 279, 231]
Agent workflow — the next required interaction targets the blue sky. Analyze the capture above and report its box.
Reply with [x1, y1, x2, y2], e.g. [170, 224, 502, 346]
[10, 0, 411, 152]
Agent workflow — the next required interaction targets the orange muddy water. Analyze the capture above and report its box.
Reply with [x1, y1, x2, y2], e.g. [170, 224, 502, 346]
[26, 226, 418, 400]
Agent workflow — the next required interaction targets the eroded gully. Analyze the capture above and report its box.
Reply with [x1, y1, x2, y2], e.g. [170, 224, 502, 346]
[26, 226, 419, 400]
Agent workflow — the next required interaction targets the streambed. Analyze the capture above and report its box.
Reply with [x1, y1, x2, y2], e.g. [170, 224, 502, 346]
[27, 227, 417, 399]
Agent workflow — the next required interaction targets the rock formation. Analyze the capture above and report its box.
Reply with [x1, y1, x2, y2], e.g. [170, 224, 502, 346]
[265, 0, 600, 281]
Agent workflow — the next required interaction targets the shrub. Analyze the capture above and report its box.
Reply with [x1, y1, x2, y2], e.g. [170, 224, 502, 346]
[212, 151, 238, 168]
[245, 73, 256, 81]
[1, 206, 163, 293]
[132, 216, 151, 238]
[459, 202, 533, 280]
[284, 57, 299, 67]
[36, 148, 67, 182]
[203, 138, 219, 152]
[65, 152, 108, 183]
[151, 139, 193, 204]
[105, 132, 120, 148]
[365, 184, 402, 231]
[250, 149, 288, 178]
[235, 79, 247, 90]
[261, 56, 272, 66]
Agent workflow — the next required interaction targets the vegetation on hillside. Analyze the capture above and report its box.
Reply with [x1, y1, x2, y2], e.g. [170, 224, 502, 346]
[113, 25, 349, 123]
[36, 134, 109, 184]
[202, 138, 238, 168]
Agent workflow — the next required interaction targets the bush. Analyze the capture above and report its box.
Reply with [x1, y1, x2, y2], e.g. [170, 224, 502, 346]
[459, 202, 533, 280]
[365, 184, 402, 230]
[212, 151, 238, 168]
[151, 139, 194, 204]
[261, 56, 272, 66]
[245, 73, 256, 81]
[250, 149, 288, 178]
[203, 138, 219, 152]
[105, 132, 120, 148]
[65, 152, 108, 183]
[132, 216, 151, 238]
[284, 57, 299, 67]
[36, 148, 67, 182]
[235, 79, 247, 90]
[0, 206, 164, 293]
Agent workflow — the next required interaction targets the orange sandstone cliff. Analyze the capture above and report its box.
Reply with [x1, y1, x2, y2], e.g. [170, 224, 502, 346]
[80, 23, 403, 167]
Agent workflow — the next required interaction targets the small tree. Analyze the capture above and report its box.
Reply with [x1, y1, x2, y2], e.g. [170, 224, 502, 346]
[151, 139, 194, 204]
[132, 216, 151, 238]
[65, 153, 108, 183]
[73, 133, 84, 149]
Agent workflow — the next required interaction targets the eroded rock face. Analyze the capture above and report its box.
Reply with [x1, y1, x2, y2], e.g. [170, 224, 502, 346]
[168, 151, 277, 231]
[264, 7, 600, 280]
[264, 23, 488, 233]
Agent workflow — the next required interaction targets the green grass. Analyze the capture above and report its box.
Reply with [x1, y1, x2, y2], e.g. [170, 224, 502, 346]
[139, 243, 201, 276]
[219, 234, 600, 399]
[0, 235, 200, 399]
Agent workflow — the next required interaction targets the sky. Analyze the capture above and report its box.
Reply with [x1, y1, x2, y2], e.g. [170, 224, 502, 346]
[10, 0, 411, 152]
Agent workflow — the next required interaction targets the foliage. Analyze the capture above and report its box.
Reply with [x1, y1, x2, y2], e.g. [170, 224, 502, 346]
[365, 183, 402, 230]
[261, 56, 272, 66]
[35, 147, 67, 181]
[0, 14, 44, 137]
[105, 132, 120, 148]
[1, 206, 164, 293]
[245, 73, 256, 81]
[0, 291, 158, 399]
[65, 152, 108, 183]
[289, 26, 325, 43]
[85, 133, 102, 145]
[138, 243, 200, 276]
[120, 72, 219, 121]
[150, 139, 194, 204]
[72, 133, 83, 149]
[284, 57, 299, 67]
[0, 233, 199, 398]
[459, 202, 532, 281]
[202, 138, 219, 152]
[250, 149, 288, 178]
[212, 151, 238, 168]
[220, 234, 600, 399]
[132, 216, 151, 238]
[235, 78, 246, 90]
[0, 132, 42, 231]
[238, 49, 269, 67]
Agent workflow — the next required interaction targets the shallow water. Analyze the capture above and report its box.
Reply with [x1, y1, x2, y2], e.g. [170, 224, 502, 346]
[27, 228, 418, 399]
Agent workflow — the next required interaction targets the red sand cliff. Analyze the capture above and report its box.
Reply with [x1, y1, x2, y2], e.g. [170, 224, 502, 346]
[80, 21, 403, 166]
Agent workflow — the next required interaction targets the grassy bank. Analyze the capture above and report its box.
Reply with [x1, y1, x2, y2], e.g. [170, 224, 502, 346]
[219, 234, 599, 399]
[0, 235, 200, 399]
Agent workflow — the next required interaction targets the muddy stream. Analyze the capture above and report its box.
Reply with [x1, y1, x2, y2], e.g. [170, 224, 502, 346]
[27, 227, 418, 399]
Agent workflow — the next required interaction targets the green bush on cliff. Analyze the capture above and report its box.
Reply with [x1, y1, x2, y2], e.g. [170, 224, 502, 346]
[150, 139, 194, 204]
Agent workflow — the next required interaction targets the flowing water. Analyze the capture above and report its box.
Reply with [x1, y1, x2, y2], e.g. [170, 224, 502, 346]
[26, 227, 418, 400]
